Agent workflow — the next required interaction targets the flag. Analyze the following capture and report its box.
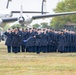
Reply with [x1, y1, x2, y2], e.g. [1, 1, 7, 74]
[23, 37, 32, 43]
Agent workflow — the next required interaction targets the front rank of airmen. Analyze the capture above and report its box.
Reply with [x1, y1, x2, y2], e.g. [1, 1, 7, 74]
[4, 28, 76, 54]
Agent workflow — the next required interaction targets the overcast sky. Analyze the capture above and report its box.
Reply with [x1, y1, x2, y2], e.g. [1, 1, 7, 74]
[0, 0, 62, 25]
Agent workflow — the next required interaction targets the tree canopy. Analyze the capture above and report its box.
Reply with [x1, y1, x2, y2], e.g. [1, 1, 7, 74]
[33, 23, 40, 29]
[32, 22, 50, 29]
[50, 0, 76, 29]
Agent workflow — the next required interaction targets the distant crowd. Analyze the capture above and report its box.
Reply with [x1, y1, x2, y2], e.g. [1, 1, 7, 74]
[3, 27, 76, 54]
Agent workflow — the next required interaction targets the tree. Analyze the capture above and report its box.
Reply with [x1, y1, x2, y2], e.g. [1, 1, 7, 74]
[40, 22, 49, 28]
[50, 0, 76, 29]
[33, 23, 40, 28]
[3, 24, 11, 31]
[11, 24, 27, 29]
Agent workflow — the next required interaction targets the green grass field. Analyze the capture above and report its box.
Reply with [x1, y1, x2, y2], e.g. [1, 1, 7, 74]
[0, 41, 76, 75]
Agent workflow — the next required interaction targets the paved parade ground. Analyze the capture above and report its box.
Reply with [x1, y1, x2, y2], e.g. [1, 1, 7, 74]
[0, 41, 76, 75]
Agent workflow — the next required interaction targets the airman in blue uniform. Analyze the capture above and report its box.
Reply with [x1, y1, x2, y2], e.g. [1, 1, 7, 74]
[40, 29, 48, 53]
[4, 29, 12, 53]
[58, 31, 66, 53]
[11, 28, 21, 53]
[21, 28, 26, 52]
[35, 29, 42, 54]
[0, 32, 1, 42]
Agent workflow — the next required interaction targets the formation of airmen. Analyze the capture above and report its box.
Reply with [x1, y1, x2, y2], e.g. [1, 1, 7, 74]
[4, 27, 76, 54]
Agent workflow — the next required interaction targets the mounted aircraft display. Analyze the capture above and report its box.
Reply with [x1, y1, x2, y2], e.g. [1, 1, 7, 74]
[0, 0, 76, 27]
[0, 0, 48, 27]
